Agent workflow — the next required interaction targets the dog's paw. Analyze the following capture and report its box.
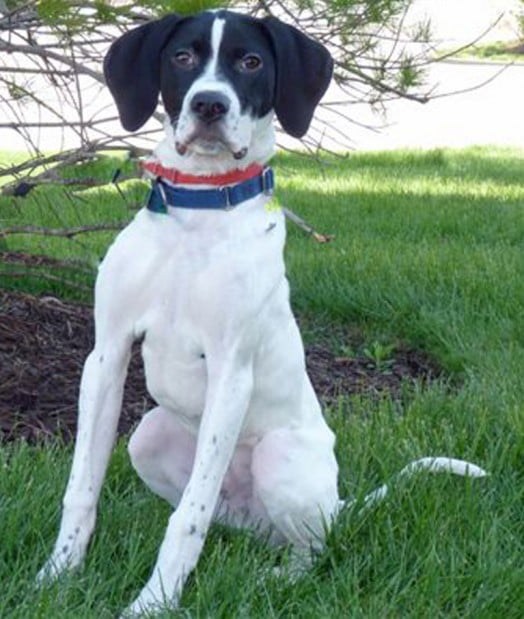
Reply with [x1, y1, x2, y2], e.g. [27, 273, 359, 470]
[36, 541, 86, 586]
[121, 592, 173, 618]
[36, 554, 75, 586]
[121, 575, 181, 618]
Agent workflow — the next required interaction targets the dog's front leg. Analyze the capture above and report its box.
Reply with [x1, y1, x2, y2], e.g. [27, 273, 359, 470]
[124, 346, 253, 616]
[37, 335, 132, 582]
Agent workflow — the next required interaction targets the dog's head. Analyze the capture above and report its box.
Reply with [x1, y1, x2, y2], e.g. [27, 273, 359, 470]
[103, 10, 333, 165]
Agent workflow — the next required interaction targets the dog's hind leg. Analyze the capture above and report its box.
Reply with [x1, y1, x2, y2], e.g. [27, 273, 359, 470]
[128, 407, 196, 508]
[251, 425, 340, 571]
[129, 406, 266, 530]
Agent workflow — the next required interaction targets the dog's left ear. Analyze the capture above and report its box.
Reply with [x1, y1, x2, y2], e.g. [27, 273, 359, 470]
[103, 15, 184, 131]
[261, 17, 333, 138]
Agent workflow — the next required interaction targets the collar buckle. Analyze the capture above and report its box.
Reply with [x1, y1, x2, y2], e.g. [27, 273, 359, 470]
[262, 167, 274, 197]
[157, 179, 168, 206]
[146, 178, 168, 214]
[220, 185, 233, 210]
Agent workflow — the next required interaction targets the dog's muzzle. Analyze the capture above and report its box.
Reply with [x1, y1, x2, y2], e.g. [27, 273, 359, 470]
[175, 90, 248, 160]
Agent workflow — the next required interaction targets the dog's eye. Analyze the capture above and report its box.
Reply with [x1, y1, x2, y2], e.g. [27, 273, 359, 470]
[172, 50, 198, 70]
[237, 53, 262, 73]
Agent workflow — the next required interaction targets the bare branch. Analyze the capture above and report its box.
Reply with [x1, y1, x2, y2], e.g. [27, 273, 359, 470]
[0, 38, 105, 82]
[0, 0, 513, 193]
[1, 250, 94, 275]
[0, 223, 124, 239]
[0, 270, 92, 293]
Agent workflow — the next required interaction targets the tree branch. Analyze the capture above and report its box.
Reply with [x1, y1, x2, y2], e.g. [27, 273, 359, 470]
[0, 223, 124, 239]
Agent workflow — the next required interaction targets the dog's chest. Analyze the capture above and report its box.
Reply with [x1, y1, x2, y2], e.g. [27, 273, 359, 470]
[141, 309, 207, 423]
[119, 205, 287, 428]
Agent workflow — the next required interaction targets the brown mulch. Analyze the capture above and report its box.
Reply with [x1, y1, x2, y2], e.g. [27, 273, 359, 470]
[0, 290, 441, 443]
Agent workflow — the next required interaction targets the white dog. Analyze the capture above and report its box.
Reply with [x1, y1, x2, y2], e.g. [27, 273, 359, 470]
[37, 10, 486, 616]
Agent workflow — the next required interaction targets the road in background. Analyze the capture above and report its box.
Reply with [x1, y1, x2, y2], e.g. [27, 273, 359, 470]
[343, 0, 523, 150]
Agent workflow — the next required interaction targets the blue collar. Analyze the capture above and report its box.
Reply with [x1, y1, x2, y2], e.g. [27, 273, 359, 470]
[146, 167, 275, 213]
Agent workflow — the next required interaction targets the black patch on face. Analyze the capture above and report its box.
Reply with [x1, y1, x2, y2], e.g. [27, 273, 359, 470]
[216, 13, 276, 117]
[159, 11, 276, 123]
[159, 13, 214, 122]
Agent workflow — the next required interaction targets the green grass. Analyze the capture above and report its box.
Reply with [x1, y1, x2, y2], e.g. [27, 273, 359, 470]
[438, 40, 524, 63]
[1, 146, 524, 617]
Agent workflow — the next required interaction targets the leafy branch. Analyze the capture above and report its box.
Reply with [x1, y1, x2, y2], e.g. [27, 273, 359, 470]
[0, 0, 510, 295]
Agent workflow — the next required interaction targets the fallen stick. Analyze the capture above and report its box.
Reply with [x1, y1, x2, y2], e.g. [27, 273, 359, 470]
[283, 207, 335, 243]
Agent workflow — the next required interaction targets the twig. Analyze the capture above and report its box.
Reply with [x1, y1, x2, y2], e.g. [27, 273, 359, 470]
[0, 118, 119, 128]
[283, 207, 335, 243]
[0, 149, 97, 178]
[0, 38, 105, 82]
[1, 250, 95, 275]
[0, 223, 124, 238]
[0, 270, 92, 293]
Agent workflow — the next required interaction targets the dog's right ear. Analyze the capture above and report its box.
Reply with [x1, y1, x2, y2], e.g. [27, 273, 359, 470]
[103, 15, 184, 132]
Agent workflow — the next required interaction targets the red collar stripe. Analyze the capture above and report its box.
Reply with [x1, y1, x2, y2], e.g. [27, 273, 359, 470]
[141, 160, 265, 186]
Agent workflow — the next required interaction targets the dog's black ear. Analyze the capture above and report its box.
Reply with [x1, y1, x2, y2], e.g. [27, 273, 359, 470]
[261, 17, 333, 138]
[103, 15, 184, 131]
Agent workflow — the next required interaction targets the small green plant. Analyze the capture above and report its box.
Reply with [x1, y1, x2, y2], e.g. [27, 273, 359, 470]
[338, 343, 357, 358]
[363, 340, 396, 371]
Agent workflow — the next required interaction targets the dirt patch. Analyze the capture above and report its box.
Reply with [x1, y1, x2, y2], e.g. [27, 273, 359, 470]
[0, 291, 441, 443]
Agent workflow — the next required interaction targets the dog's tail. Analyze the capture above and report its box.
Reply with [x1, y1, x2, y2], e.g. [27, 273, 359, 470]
[341, 457, 488, 515]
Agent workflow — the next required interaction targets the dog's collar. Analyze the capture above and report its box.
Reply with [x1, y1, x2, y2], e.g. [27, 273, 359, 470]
[142, 161, 275, 213]
[142, 161, 265, 186]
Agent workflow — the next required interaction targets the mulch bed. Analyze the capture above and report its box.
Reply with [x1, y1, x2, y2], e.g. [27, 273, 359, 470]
[0, 290, 440, 443]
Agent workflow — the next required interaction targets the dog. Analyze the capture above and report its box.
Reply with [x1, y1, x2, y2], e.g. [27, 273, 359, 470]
[36, 10, 486, 616]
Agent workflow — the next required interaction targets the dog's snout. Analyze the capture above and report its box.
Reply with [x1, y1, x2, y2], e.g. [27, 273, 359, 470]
[190, 90, 230, 123]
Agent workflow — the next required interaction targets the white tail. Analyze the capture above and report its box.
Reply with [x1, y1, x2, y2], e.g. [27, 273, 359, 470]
[342, 457, 488, 514]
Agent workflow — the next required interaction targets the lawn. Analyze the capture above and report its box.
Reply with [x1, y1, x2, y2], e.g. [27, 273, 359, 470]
[1, 146, 523, 617]
[439, 40, 524, 63]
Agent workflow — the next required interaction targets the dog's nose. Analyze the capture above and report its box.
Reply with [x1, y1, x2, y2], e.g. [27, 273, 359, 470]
[190, 91, 230, 123]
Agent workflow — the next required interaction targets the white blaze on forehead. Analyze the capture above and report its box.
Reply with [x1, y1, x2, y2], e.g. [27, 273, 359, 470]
[206, 17, 226, 78]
